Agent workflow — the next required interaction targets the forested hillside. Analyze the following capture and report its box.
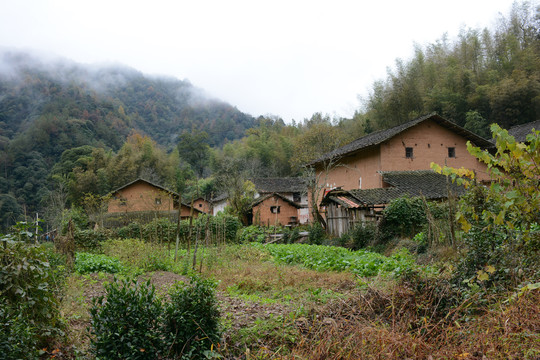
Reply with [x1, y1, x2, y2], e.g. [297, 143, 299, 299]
[0, 52, 255, 225]
[357, 1, 540, 136]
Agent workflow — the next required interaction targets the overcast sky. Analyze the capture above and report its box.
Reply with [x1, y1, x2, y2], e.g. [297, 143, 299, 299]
[0, 0, 525, 122]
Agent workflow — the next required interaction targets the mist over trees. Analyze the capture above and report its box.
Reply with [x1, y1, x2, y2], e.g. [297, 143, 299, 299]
[0, 1, 538, 230]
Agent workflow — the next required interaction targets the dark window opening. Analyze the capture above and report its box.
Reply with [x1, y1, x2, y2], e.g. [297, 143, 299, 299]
[270, 206, 281, 214]
[155, 198, 162, 205]
[293, 192, 301, 203]
[199, 203, 203, 208]
[448, 147, 456, 158]
[120, 198, 127, 206]
[405, 147, 413, 158]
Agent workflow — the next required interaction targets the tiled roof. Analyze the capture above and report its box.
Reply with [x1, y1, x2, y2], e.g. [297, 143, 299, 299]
[251, 177, 306, 193]
[251, 193, 302, 208]
[381, 170, 467, 199]
[110, 178, 178, 196]
[322, 170, 466, 207]
[348, 188, 405, 205]
[309, 113, 493, 165]
[508, 120, 540, 143]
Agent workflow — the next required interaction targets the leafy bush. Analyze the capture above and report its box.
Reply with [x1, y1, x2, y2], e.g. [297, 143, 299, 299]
[379, 196, 427, 242]
[74, 229, 111, 251]
[90, 279, 164, 359]
[0, 237, 63, 349]
[238, 225, 271, 243]
[75, 252, 124, 274]
[0, 302, 39, 360]
[349, 222, 378, 250]
[89, 276, 221, 359]
[308, 223, 326, 245]
[163, 276, 221, 359]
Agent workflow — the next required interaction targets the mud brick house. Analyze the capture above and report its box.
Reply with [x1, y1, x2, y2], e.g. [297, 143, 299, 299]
[251, 178, 309, 224]
[308, 113, 494, 223]
[212, 177, 309, 225]
[251, 193, 303, 227]
[107, 178, 202, 225]
[322, 170, 467, 236]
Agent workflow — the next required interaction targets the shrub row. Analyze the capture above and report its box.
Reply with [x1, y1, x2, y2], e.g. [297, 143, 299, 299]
[90, 276, 220, 359]
[74, 214, 242, 251]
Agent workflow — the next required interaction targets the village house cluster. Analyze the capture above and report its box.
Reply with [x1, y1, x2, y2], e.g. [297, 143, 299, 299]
[105, 113, 539, 234]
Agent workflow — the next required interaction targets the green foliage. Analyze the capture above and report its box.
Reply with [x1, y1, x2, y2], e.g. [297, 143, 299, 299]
[307, 222, 326, 245]
[89, 276, 221, 359]
[254, 243, 418, 278]
[90, 279, 164, 359]
[0, 303, 39, 360]
[433, 124, 540, 287]
[238, 225, 269, 243]
[348, 222, 378, 250]
[0, 237, 63, 348]
[362, 2, 540, 133]
[380, 196, 427, 241]
[73, 229, 111, 251]
[75, 252, 124, 274]
[163, 276, 221, 359]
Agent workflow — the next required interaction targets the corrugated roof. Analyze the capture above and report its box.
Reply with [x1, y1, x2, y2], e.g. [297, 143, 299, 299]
[508, 120, 540, 143]
[309, 113, 493, 165]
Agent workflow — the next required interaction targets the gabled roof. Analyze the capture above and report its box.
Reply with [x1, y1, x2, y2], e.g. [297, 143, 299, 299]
[251, 192, 302, 209]
[321, 170, 466, 207]
[251, 177, 306, 193]
[110, 178, 178, 196]
[508, 120, 540, 143]
[309, 113, 493, 165]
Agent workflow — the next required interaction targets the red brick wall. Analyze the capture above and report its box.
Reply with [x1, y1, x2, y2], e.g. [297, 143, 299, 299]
[108, 182, 175, 213]
[253, 195, 299, 226]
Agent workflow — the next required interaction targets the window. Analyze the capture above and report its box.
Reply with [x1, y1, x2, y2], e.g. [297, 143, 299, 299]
[120, 198, 127, 206]
[448, 147, 456, 158]
[405, 147, 413, 158]
[155, 198, 162, 205]
[199, 203, 203, 208]
[270, 206, 281, 214]
[293, 192, 301, 203]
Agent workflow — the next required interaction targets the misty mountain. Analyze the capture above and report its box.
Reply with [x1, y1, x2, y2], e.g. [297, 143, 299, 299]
[0, 50, 256, 152]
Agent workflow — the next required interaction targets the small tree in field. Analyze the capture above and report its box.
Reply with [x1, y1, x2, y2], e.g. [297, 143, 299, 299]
[432, 124, 540, 284]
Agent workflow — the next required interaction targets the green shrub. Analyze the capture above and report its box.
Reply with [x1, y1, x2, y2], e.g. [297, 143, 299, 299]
[349, 222, 378, 250]
[0, 237, 63, 348]
[308, 223, 325, 245]
[238, 225, 268, 243]
[74, 229, 111, 251]
[0, 302, 39, 360]
[163, 276, 221, 359]
[116, 222, 143, 239]
[90, 279, 164, 359]
[379, 196, 427, 242]
[75, 252, 124, 274]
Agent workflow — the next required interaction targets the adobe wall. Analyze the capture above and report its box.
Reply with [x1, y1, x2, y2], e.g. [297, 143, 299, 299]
[108, 182, 175, 213]
[253, 196, 299, 226]
[192, 198, 211, 214]
[380, 120, 490, 181]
